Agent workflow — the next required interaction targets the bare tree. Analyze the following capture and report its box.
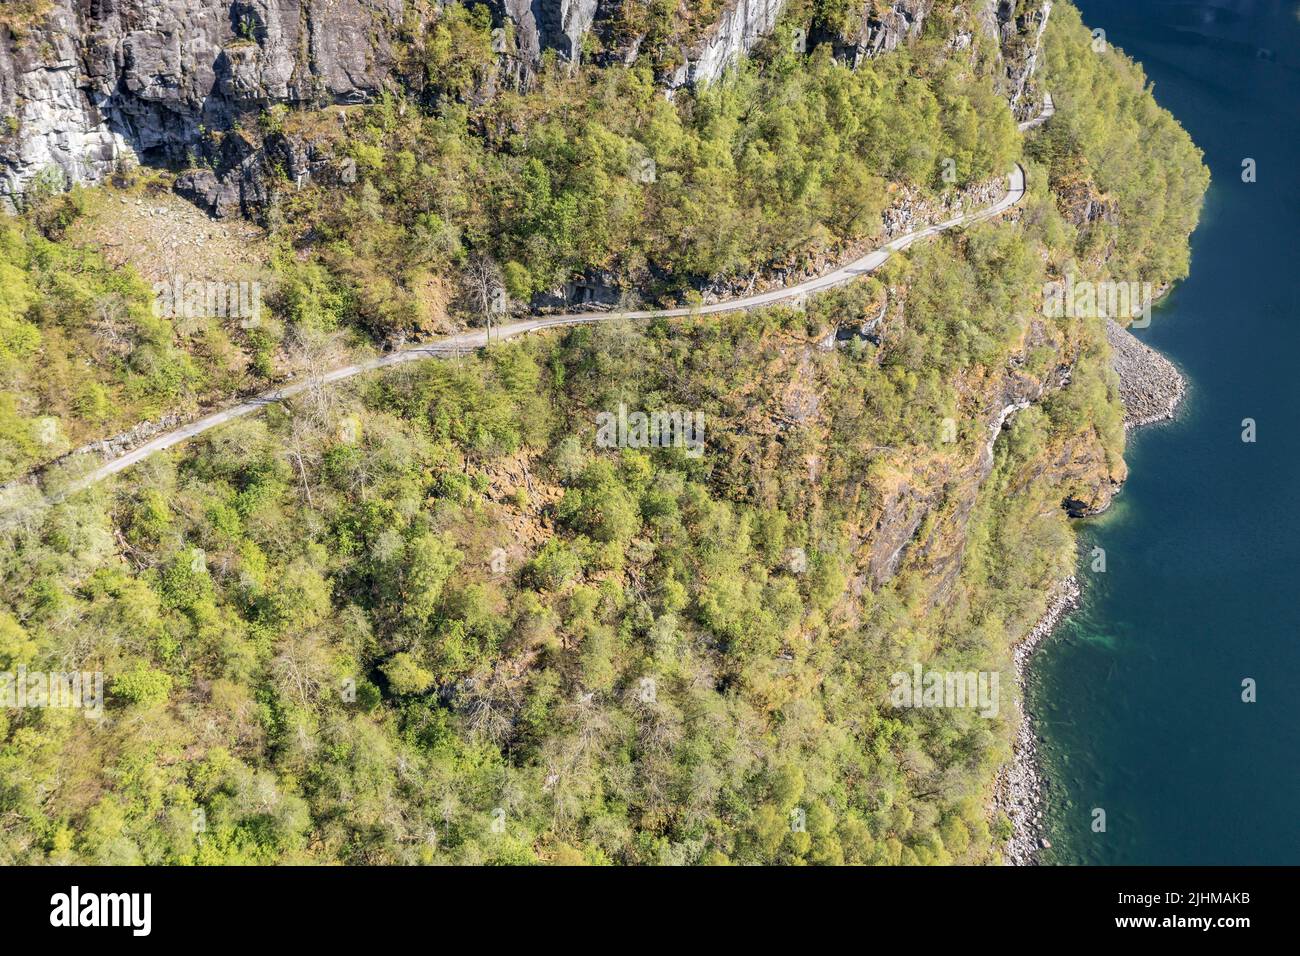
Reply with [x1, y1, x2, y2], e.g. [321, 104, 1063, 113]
[456, 666, 524, 746]
[286, 410, 322, 509]
[283, 324, 347, 425]
[280, 325, 349, 507]
[463, 252, 505, 345]
[91, 291, 134, 358]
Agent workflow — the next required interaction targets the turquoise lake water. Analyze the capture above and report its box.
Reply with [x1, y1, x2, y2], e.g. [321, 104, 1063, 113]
[1032, 0, 1300, 864]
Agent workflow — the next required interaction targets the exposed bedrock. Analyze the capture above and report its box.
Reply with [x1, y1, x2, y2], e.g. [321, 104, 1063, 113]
[1, 0, 402, 212]
[2, 0, 1051, 215]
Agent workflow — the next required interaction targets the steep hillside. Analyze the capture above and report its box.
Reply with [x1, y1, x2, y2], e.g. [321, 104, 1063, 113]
[2, 0, 1051, 213]
[0, 1, 1206, 864]
[2, 0, 1054, 480]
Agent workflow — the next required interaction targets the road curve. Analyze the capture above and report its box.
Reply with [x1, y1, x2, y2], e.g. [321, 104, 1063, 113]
[52, 98, 1052, 493]
[1018, 91, 1055, 132]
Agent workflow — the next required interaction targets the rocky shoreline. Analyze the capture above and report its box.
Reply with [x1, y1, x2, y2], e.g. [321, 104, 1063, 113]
[1106, 318, 1186, 429]
[997, 321, 1186, 864]
[995, 576, 1081, 865]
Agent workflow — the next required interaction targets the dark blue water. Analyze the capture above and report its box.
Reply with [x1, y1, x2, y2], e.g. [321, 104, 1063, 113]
[1032, 0, 1300, 864]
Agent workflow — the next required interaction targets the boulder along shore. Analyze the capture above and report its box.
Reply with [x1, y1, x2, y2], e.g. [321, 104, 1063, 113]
[995, 577, 1081, 865]
[1106, 318, 1187, 429]
[997, 319, 1186, 864]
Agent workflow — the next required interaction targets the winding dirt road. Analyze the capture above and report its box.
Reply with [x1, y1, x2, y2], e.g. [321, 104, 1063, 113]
[45, 97, 1054, 494]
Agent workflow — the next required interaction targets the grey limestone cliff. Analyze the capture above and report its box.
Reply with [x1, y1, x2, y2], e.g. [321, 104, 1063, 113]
[1, 0, 403, 212]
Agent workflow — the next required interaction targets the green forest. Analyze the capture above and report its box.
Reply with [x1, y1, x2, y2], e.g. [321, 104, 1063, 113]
[0, 1, 1206, 864]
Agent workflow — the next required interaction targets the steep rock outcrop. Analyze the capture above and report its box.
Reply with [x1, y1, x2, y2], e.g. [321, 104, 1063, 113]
[2, 0, 1049, 215]
[1, 0, 403, 212]
[811, 0, 933, 65]
[0, 1, 131, 208]
[857, 326, 1084, 605]
[491, 0, 788, 88]
[983, 0, 1052, 120]
[810, 0, 1050, 120]
[667, 0, 787, 88]
[496, 0, 602, 67]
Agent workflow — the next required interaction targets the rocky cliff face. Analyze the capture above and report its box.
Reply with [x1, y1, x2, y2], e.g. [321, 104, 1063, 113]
[986, 0, 1053, 119]
[1, 0, 403, 212]
[667, 0, 788, 88]
[810, 0, 1051, 120]
[811, 0, 932, 63]
[1, 0, 1049, 213]
[489, 0, 787, 87]
[0, 1, 131, 208]
[495, 0, 601, 67]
